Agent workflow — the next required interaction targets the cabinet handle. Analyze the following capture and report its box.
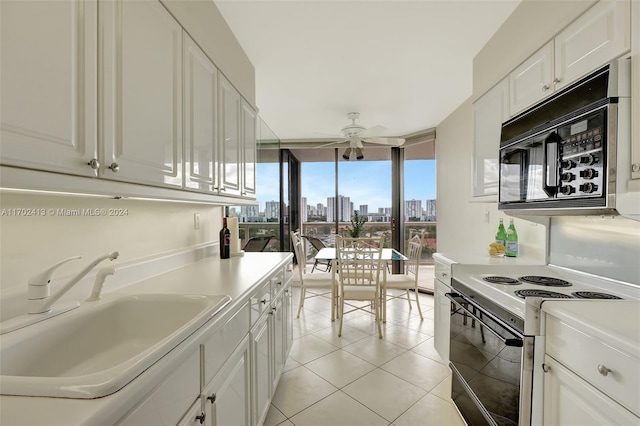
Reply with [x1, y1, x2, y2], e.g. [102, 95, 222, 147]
[207, 393, 216, 403]
[597, 364, 612, 376]
[277, 281, 282, 286]
[441, 272, 448, 278]
[88, 159, 100, 170]
[553, 77, 561, 85]
[220, 186, 226, 192]
[261, 299, 267, 304]
[542, 84, 550, 92]
[632, 163, 640, 173]
[195, 412, 206, 424]
[108, 162, 119, 172]
[542, 363, 551, 373]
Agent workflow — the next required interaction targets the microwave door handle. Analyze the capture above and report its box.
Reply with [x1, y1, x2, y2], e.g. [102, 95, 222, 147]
[543, 132, 561, 197]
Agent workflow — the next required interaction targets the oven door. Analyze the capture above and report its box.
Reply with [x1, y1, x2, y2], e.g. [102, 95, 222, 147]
[446, 293, 529, 426]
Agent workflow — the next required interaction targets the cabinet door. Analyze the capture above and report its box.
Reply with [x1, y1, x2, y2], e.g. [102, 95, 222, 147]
[434, 279, 451, 364]
[555, 0, 631, 91]
[218, 75, 242, 197]
[250, 313, 271, 426]
[183, 33, 218, 193]
[472, 78, 508, 197]
[100, 0, 183, 187]
[631, 0, 640, 181]
[203, 337, 251, 426]
[509, 42, 554, 116]
[271, 296, 285, 392]
[283, 283, 294, 358]
[0, 0, 97, 176]
[542, 355, 639, 425]
[241, 101, 257, 198]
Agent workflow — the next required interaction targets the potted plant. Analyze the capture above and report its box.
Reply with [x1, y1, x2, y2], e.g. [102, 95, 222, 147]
[346, 211, 367, 238]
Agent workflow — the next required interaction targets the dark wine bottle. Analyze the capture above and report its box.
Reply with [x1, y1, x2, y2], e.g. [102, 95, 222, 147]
[219, 217, 231, 259]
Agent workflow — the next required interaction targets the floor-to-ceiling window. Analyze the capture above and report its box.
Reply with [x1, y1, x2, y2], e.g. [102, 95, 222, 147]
[290, 137, 436, 266]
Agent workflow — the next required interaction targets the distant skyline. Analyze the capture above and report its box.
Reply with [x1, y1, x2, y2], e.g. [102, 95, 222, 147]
[256, 160, 436, 211]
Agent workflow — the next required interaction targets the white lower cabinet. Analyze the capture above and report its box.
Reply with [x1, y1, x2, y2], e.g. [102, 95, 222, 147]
[542, 355, 638, 425]
[118, 260, 293, 426]
[433, 257, 452, 364]
[119, 350, 200, 426]
[202, 337, 251, 426]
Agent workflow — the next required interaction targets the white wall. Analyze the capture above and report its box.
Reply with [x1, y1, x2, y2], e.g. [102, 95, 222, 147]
[435, 99, 547, 260]
[0, 193, 222, 289]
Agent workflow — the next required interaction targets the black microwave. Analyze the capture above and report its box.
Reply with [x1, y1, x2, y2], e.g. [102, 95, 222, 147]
[498, 60, 630, 216]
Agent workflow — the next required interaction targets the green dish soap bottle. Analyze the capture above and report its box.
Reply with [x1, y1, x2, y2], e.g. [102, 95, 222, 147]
[495, 218, 507, 247]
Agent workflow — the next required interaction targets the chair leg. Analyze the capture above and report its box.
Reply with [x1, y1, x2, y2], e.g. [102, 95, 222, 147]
[405, 289, 412, 309]
[296, 287, 305, 318]
[414, 287, 423, 320]
[338, 294, 344, 337]
[376, 297, 383, 339]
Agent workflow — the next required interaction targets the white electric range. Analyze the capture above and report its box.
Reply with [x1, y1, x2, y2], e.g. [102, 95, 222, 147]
[446, 263, 640, 426]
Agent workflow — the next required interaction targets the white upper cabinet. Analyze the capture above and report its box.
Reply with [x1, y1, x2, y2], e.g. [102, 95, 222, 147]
[473, 78, 509, 198]
[631, 0, 640, 182]
[219, 75, 242, 197]
[509, 0, 631, 118]
[183, 32, 219, 194]
[218, 75, 257, 199]
[0, 0, 97, 176]
[100, 0, 183, 188]
[241, 101, 257, 199]
[554, 0, 631, 91]
[509, 42, 554, 116]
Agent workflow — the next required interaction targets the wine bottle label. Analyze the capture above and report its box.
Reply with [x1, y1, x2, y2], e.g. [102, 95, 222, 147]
[495, 239, 506, 246]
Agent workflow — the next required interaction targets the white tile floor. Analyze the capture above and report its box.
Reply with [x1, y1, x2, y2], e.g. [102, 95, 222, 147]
[266, 269, 465, 426]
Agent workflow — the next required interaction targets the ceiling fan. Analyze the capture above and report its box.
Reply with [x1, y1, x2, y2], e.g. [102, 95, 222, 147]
[318, 112, 405, 160]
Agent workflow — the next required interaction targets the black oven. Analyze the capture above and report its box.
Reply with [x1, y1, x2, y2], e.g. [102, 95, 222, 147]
[446, 286, 533, 426]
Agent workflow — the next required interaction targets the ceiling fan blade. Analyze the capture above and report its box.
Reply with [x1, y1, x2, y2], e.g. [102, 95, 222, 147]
[312, 131, 344, 138]
[360, 125, 389, 137]
[317, 140, 345, 148]
[363, 137, 405, 147]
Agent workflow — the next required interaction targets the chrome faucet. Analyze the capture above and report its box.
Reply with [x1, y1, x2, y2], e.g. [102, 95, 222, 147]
[28, 251, 119, 314]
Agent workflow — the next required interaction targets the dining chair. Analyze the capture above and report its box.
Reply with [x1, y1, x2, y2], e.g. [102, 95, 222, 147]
[335, 236, 385, 338]
[382, 236, 424, 322]
[291, 231, 337, 320]
[302, 235, 332, 272]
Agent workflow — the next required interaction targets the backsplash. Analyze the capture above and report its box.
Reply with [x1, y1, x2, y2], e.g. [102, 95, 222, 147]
[0, 192, 222, 289]
[549, 215, 640, 285]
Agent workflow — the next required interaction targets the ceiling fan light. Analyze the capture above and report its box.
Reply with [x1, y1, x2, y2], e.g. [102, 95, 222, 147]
[355, 147, 364, 160]
[342, 147, 352, 160]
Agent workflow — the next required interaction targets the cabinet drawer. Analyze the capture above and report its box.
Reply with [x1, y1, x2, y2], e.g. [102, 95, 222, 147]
[203, 301, 250, 385]
[434, 261, 451, 285]
[546, 315, 640, 417]
[250, 279, 272, 325]
[272, 268, 286, 297]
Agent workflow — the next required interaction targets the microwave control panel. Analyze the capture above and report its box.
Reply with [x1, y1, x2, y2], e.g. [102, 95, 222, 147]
[556, 115, 605, 198]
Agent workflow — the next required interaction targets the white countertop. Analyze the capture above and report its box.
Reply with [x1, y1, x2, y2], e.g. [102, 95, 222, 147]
[541, 300, 640, 359]
[0, 252, 292, 426]
[434, 252, 546, 268]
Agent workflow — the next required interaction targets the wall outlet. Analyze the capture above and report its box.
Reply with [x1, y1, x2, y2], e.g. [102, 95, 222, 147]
[194, 213, 200, 230]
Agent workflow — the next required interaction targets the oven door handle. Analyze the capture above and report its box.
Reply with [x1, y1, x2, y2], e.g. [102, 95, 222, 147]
[446, 293, 524, 348]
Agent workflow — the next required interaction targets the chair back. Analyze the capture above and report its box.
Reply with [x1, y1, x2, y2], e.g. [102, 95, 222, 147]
[243, 236, 273, 252]
[291, 231, 307, 280]
[304, 236, 327, 252]
[405, 239, 423, 281]
[335, 236, 384, 287]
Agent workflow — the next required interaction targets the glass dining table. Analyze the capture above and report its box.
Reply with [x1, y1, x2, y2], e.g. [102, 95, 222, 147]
[314, 247, 408, 321]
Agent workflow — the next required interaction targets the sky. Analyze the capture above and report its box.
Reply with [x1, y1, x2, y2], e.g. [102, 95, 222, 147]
[256, 160, 436, 211]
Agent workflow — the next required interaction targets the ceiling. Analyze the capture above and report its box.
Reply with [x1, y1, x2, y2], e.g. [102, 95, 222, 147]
[215, 0, 520, 142]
